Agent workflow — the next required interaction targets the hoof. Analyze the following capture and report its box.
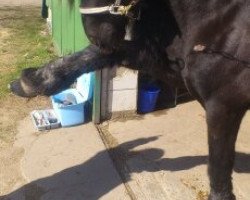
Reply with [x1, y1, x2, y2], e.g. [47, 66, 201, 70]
[9, 80, 36, 98]
[208, 192, 236, 200]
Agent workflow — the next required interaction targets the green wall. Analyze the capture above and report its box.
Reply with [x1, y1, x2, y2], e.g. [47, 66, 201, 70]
[47, 0, 89, 55]
[46, 0, 101, 123]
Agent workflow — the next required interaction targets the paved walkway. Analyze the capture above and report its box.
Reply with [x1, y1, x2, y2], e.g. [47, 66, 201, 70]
[104, 101, 250, 200]
[1, 118, 129, 200]
[2, 101, 250, 200]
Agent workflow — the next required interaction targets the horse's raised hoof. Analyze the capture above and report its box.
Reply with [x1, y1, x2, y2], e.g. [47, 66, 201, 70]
[208, 192, 236, 200]
[9, 79, 36, 98]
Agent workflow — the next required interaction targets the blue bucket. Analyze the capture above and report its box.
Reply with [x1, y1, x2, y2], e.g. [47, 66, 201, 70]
[138, 84, 161, 114]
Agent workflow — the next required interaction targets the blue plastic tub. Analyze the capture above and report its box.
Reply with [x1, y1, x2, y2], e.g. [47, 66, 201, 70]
[138, 84, 161, 114]
[52, 89, 86, 127]
[51, 73, 94, 127]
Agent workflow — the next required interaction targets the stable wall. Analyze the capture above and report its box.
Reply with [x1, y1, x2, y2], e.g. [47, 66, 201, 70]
[46, 0, 89, 55]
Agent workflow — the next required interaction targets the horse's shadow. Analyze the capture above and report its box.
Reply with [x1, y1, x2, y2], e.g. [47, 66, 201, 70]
[0, 136, 249, 200]
[129, 150, 250, 173]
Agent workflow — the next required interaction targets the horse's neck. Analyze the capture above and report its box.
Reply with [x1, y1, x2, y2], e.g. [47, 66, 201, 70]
[167, 0, 250, 62]
[169, 1, 217, 30]
[168, 0, 244, 33]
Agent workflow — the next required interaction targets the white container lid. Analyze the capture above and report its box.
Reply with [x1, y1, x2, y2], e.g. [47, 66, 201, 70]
[76, 72, 94, 101]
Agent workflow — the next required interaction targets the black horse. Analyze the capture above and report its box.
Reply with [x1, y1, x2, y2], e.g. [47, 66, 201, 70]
[10, 0, 250, 199]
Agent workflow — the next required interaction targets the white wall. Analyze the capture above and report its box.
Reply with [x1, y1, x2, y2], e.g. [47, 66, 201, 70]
[100, 67, 138, 120]
[109, 68, 138, 112]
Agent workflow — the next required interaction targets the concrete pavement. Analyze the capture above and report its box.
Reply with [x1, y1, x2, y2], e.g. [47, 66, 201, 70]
[102, 101, 250, 200]
[2, 101, 250, 200]
[2, 117, 130, 200]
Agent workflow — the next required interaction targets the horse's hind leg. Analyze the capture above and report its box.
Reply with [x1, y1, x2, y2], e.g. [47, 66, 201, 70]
[206, 100, 246, 200]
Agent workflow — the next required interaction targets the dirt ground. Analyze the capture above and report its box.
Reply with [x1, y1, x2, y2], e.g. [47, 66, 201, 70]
[0, 0, 40, 6]
[0, 6, 54, 196]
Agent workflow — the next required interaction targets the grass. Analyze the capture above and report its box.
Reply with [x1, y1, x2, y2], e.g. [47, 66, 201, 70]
[0, 6, 57, 143]
[0, 6, 57, 98]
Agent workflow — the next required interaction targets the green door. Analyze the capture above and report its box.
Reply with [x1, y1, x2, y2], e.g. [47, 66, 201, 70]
[74, 0, 89, 51]
[51, 0, 63, 54]
[48, 0, 89, 55]
[61, 0, 75, 55]
[48, 0, 101, 123]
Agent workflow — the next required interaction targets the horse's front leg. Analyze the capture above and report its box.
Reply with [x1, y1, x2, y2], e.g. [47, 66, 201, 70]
[10, 45, 119, 97]
[206, 100, 246, 200]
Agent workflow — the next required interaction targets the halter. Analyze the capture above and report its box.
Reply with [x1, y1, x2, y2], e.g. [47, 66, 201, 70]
[79, 0, 137, 17]
[79, 0, 140, 41]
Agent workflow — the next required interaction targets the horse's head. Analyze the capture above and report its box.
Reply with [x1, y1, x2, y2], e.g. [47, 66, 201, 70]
[80, 0, 141, 54]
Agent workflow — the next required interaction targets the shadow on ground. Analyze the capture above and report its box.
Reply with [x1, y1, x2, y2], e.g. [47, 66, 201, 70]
[1, 136, 249, 200]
